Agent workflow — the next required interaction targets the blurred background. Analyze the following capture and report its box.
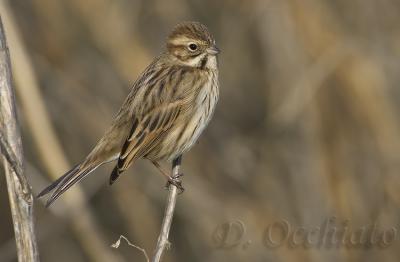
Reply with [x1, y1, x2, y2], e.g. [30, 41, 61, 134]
[1, 0, 400, 261]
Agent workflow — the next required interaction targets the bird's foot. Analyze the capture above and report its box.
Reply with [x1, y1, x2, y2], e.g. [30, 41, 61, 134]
[165, 173, 184, 193]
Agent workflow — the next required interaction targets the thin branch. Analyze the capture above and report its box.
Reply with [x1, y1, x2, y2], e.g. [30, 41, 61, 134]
[111, 235, 150, 262]
[0, 14, 40, 262]
[152, 156, 182, 262]
[0, 2, 125, 261]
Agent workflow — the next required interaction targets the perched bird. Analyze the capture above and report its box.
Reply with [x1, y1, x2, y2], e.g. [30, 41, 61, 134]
[38, 21, 220, 207]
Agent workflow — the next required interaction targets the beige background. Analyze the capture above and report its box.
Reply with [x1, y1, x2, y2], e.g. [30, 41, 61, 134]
[1, 0, 400, 261]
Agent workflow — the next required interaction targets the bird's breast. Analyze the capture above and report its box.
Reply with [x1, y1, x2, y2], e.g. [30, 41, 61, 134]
[151, 70, 219, 161]
[171, 70, 219, 157]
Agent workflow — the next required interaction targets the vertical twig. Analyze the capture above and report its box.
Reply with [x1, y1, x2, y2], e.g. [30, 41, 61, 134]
[152, 156, 182, 262]
[0, 3, 125, 261]
[0, 15, 40, 262]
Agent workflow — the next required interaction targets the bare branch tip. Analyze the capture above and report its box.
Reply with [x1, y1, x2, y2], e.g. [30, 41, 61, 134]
[111, 235, 150, 262]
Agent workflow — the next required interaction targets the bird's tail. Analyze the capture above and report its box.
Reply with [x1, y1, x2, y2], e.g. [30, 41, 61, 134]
[37, 163, 99, 207]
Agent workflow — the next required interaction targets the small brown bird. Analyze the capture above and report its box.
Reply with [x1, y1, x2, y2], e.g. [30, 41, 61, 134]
[38, 21, 220, 206]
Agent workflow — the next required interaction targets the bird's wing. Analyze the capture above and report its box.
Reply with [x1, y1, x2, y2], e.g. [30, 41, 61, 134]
[109, 100, 183, 184]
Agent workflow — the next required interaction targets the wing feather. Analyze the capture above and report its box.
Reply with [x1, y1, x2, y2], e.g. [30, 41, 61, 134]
[108, 64, 193, 184]
[121, 102, 182, 163]
[109, 100, 183, 184]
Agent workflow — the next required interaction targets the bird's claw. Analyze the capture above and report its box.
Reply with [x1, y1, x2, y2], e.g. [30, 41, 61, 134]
[165, 173, 184, 193]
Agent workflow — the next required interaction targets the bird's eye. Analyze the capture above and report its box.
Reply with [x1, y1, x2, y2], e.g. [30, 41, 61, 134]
[188, 43, 198, 51]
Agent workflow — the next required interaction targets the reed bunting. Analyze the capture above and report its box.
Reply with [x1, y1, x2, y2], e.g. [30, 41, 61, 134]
[38, 21, 220, 206]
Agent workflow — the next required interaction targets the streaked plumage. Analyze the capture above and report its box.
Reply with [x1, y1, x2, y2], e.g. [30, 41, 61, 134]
[38, 21, 220, 206]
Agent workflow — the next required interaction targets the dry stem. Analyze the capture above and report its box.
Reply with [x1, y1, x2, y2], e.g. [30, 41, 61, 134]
[0, 14, 39, 262]
[152, 156, 182, 262]
[111, 235, 150, 262]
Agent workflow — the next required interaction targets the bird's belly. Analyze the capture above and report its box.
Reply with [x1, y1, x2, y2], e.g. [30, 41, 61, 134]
[150, 98, 216, 161]
[147, 72, 218, 162]
[177, 107, 212, 152]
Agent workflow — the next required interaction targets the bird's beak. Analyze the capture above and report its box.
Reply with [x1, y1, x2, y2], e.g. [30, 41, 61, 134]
[207, 45, 220, 55]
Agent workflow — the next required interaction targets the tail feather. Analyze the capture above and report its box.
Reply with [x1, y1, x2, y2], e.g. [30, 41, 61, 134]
[37, 164, 79, 198]
[37, 163, 99, 207]
[109, 165, 123, 185]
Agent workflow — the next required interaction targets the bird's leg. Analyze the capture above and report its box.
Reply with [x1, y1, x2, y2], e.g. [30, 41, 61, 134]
[150, 159, 184, 193]
[169, 155, 184, 193]
[150, 160, 171, 179]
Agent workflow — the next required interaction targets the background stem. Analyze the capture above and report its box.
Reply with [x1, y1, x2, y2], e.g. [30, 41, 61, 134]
[0, 15, 40, 262]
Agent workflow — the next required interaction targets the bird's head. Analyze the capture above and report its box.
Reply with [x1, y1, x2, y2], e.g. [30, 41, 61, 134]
[166, 22, 219, 70]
